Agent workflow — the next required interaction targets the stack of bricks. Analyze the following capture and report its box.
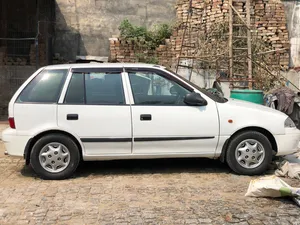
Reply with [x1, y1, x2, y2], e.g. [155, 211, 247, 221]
[52, 53, 67, 65]
[29, 43, 47, 66]
[2, 57, 27, 66]
[109, 0, 290, 69]
[29, 44, 37, 65]
[253, 0, 289, 68]
[0, 46, 7, 65]
[0, 46, 27, 66]
[109, 38, 138, 63]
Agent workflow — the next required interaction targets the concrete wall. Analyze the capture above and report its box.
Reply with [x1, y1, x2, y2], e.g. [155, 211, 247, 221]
[282, 0, 300, 68]
[54, 0, 176, 61]
[283, 69, 300, 92]
[0, 66, 36, 120]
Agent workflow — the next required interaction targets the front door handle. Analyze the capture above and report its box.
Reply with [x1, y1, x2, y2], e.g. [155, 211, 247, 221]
[140, 114, 152, 121]
[67, 114, 78, 120]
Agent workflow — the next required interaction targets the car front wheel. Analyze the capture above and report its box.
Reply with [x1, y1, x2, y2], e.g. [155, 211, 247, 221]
[30, 134, 80, 180]
[226, 131, 273, 175]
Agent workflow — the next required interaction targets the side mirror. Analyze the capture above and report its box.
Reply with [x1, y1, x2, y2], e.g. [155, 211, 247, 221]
[184, 92, 207, 106]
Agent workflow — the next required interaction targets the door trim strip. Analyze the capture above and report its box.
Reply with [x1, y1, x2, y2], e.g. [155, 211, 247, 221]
[81, 138, 131, 142]
[134, 137, 215, 142]
[81, 136, 215, 142]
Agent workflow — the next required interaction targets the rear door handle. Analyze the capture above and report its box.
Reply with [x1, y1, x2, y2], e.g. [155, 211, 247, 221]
[140, 114, 152, 121]
[67, 114, 78, 120]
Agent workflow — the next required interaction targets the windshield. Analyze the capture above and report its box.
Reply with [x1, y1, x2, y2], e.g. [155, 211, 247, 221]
[165, 68, 228, 103]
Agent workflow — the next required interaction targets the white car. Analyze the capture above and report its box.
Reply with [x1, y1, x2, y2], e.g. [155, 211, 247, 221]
[2, 63, 300, 179]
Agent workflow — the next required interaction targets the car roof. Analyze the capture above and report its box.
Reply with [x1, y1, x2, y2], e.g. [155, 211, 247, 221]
[43, 63, 166, 70]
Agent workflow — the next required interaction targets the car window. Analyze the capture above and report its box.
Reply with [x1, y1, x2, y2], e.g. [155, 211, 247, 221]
[165, 68, 228, 103]
[128, 71, 190, 105]
[64, 72, 125, 105]
[64, 73, 85, 104]
[17, 69, 68, 103]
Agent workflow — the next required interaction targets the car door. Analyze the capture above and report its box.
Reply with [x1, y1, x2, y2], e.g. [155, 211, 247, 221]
[57, 67, 132, 156]
[126, 67, 219, 156]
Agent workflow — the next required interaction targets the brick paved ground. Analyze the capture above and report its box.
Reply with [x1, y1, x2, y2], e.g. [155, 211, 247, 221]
[0, 125, 300, 224]
[0, 122, 7, 140]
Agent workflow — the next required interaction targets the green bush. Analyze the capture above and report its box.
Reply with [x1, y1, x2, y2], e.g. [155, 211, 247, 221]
[135, 53, 159, 64]
[118, 19, 172, 50]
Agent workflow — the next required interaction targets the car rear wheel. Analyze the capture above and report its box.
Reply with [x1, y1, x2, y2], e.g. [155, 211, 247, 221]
[30, 134, 80, 180]
[226, 131, 272, 175]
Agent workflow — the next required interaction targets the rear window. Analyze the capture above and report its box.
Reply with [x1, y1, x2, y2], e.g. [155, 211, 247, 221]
[17, 69, 68, 103]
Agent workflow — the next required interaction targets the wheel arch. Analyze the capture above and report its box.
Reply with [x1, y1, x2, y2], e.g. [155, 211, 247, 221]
[24, 130, 84, 165]
[219, 126, 278, 162]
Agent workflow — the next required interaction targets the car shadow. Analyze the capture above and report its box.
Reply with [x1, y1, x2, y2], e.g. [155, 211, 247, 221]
[20, 158, 231, 179]
[75, 158, 231, 177]
[20, 157, 276, 179]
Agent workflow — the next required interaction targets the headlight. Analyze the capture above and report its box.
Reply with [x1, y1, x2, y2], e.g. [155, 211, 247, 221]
[284, 117, 295, 128]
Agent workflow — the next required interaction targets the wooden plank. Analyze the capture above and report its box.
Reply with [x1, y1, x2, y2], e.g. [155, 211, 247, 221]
[230, 4, 251, 30]
[255, 48, 287, 55]
[219, 78, 256, 82]
[233, 36, 248, 39]
[175, 0, 196, 76]
[176, 19, 189, 73]
[232, 73, 247, 76]
[246, 0, 252, 89]
[233, 24, 246, 27]
[232, 0, 247, 2]
[229, 0, 233, 78]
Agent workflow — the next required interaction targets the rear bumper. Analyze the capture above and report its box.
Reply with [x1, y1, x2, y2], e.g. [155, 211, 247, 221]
[274, 128, 300, 156]
[1, 128, 31, 157]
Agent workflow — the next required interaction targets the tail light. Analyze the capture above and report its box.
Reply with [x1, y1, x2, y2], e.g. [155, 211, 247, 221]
[8, 117, 16, 129]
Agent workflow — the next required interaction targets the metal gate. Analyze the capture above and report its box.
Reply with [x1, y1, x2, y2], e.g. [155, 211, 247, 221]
[0, 0, 54, 120]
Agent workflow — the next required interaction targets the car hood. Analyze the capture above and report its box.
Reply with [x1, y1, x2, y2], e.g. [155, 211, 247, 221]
[216, 98, 288, 135]
[224, 98, 287, 117]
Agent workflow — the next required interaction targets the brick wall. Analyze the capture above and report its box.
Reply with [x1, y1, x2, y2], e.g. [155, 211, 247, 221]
[0, 41, 47, 67]
[253, 0, 289, 67]
[110, 0, 290, 70]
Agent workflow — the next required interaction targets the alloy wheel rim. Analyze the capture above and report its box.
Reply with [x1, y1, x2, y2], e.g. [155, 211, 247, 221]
[39, 142, 70, 173]
[235, 139, 265, 169]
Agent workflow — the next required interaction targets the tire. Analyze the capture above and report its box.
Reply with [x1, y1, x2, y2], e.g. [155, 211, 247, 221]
[226, 131, 272, 175]
[30, 134, 80, 180]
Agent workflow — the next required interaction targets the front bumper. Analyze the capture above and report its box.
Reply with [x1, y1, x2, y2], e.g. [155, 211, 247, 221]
[1, 128, 31, 157]
[274, 128, 300, 156]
